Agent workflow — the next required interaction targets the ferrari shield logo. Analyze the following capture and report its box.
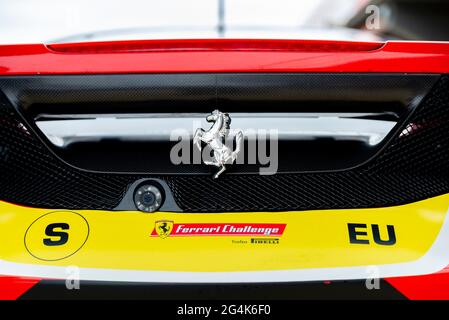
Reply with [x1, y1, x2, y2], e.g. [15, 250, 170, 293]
[155, 220, 174, 239]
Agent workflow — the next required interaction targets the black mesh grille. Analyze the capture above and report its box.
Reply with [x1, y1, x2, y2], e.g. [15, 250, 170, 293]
[0, 103, 134, 210]
[0, 75, 448, 212]
[167, 76, 449, 212]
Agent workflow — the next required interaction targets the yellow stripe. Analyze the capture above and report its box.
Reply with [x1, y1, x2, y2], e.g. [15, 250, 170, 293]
[0, 194, 448, 272]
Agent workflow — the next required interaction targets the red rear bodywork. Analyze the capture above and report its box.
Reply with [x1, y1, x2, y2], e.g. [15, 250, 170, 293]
[1, 39, 449, 75]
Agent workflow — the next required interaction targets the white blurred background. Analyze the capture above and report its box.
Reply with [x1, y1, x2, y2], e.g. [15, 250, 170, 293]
[0, 0, 447, 44]
[0, 0, 378, 44]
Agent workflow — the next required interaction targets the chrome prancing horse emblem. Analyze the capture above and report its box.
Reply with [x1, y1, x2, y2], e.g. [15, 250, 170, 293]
[194, 110, 243, 179]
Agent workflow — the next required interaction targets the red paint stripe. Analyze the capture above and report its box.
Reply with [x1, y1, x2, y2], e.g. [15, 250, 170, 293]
[386, 267, 449, 300]
[0, 276, 40, 300]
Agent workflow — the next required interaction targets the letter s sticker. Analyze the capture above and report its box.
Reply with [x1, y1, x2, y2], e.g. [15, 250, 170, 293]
[44, 223, 69, 246]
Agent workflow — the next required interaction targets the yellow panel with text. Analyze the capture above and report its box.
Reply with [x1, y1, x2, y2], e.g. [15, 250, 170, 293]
[0, 194, 448, 272]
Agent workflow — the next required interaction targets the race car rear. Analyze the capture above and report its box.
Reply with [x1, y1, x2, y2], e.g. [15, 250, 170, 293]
[0, 39, 448, 297]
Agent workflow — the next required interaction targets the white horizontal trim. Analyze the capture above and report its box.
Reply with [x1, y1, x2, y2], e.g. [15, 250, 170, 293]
[36, 113, 395, 147]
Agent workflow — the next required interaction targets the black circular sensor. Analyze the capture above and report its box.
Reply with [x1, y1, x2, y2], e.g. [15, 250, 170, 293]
[134, 184, 163, 213]
[142, 192, 155, 205]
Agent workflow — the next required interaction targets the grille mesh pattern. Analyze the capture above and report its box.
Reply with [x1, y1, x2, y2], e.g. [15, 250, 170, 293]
[167, 76, 449, 211]
[0, 102, 133, 210]
[0, 76, 448, 212]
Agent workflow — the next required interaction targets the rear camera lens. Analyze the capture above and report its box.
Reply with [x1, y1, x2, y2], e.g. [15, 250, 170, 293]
[142, 192, 155, 206]
[134, 184, 163, 213]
